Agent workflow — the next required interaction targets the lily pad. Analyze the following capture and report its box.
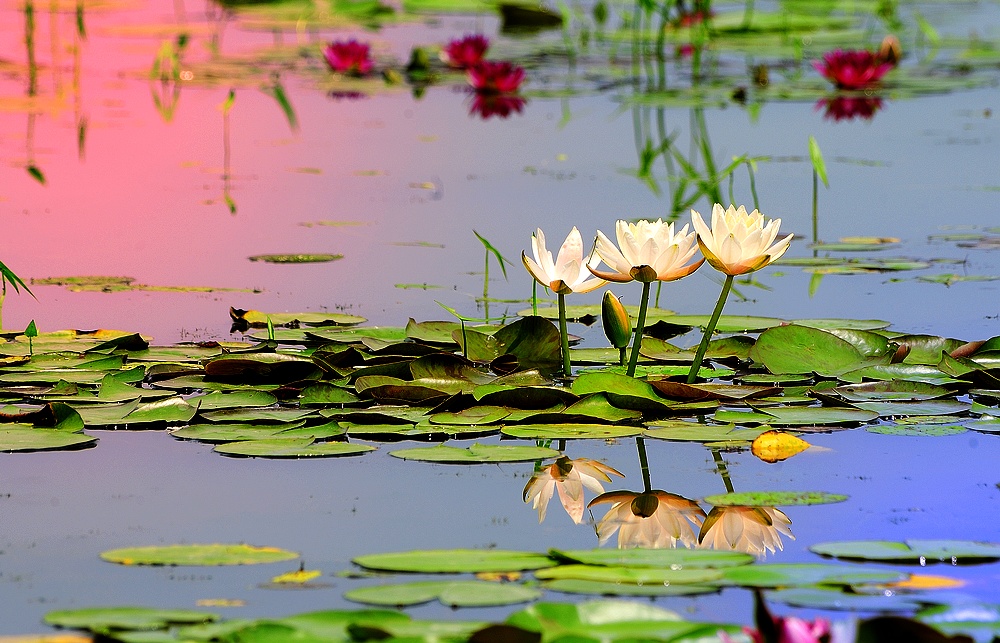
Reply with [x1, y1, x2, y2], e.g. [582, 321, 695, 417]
[703, 491, 848, 507]
[768, 587, 922, 612]
[44, 606, 218, 631]
[865, 423, 966, 437]
[713, 406, 878, 426]
[0, 427, 97, 452]
[549, 548, 753, 569]
[810, 540, 1000, 563]
[248, 254, 343, 263]
[500, 423, 642, 439]
[100, 544, 299, 566]
[344, 580, 540, 607]
[388, 443, 559, 463]
[213, 438, 374, 458]
[541, 578, 718, 597]
[352, 549, 557, 573]
[719, 563, 905, 588]
[535, 564, 721, 585]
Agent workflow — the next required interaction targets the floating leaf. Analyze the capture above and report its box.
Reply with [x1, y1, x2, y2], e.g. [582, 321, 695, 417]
[44, 606, 218, 630]
[248, 254, 343, 264]
[388, 443, 559, 463]
[214, 438, 374, 458]
[865, 423, 966, 437]
[352, 550, 557, 573]
[500, 424, 642, 439]
[0, 427, 96, 452]
[345, 580, 540, 607]
[720, 563, 905, 588]
[749, 325, 872, 376]
[100, 544, 299, 566]
[768, 587, 921, 611]
[271, 569, 323, 584]
[810, 540, 1000, 563]
[713, 406, 878, 426]
[703, 491, 848, 507]
[549, 548, 753, 569]
[750, 431, 811, 463]
[541, 578, 718, 597]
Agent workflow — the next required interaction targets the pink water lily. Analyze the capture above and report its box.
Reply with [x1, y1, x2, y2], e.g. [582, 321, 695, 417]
[813, 49, 893, 90]
[323, 39, 374, 76]
[443, 34, 489, 69]
[468, 61, 525, 94]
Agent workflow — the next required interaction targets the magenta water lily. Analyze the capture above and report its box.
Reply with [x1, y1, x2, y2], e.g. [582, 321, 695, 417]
[468, 60, 525, 95]
[813, 49, 894, 90]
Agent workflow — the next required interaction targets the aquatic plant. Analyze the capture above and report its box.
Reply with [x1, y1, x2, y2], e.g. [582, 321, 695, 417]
[601, 290, 631, 366]
[467, 61, 525, 94]
[0, 260, 35, 330]
[720, 590, 836, 643]
[813, 49, 894, 90]
[442, 34, 489, 69]
[589, 219, 703, 377]
[522, 455, 623, 523]
[686, 204, 791, 383]
[522, 227, 606, 376]
[323, 39, 374, 76]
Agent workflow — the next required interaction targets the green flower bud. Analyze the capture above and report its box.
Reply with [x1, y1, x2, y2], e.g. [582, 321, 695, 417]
[602, 290, 631, 349]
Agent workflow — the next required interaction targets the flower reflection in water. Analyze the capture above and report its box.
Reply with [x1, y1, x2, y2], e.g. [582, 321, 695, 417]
[467, 61, 525, 95]
[816, 96, 883, 122]
[699, 505, 794, 558]
[468, 93, 527, 120]
[589, 490, 705, 549]
[523, 456, 624, 524]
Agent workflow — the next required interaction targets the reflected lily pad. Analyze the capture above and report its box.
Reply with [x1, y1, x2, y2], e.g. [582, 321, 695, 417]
[352, 549, 557, 573]
[100, 544, 299, 566]
[344, 580, 540, 607]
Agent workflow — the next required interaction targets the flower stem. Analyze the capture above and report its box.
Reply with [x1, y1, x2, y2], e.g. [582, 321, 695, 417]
[686, 274, 734, 383]
[711, 449, 735, 493]
[626, 281, 651, 377]
[558, 292, 571, 378]
[618, 347, 627, 367]
[636, 437, 652, 493]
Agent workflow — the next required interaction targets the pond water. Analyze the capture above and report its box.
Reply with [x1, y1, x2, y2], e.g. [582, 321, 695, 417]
[3, 0, 1000, 638]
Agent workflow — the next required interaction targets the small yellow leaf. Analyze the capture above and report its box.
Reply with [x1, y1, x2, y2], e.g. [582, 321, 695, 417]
[196, 598, 247, 607]
[475, 571, 522, 582]
[889, 574, 965, 590]
[839, 236, 901, 245]
[271, 569, 323, 584]
[751, 430, 810, 463]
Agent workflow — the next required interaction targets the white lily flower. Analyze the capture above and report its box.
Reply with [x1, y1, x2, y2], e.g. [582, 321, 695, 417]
[522, 227, 607, 294]
[590, 219, 704, 284]
[691, 204, 793, 276]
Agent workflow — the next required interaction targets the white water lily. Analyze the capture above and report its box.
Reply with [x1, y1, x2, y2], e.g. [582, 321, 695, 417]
[590, 219, 704, 284]
[523, 456, 624, 523]
[698, 505, 794, 558]
[589, 490, 706, 549]
[522, 227, 606, 294]
[691, 204, 793, 276]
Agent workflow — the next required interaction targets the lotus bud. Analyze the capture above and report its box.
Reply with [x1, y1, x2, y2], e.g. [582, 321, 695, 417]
[878, 34, 902, 66]
[602, 291, 631, 349]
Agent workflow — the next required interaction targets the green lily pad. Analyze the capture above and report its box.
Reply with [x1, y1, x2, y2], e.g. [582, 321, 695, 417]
[213, 438, 374, 458]
[388, 443, 559, 463]
[248, 254, 343, 263]
[749, 325, 871, 376]
[850, 400, 971, 417]
[44, 606, 218, 630]
[810, 540, 1000, 563]
[500, 423, 643, 439]
[865, 423, 966, 437]
[169, 421, 309, 442]
[833, 380, 952, 402]
[428, 406, 511, 425]
[187, 390, 278, 410]
[644, 421, 766, 443]
[352, 549, 557, 573]
[549, 548, 753, 569]
[703, 491, 848, 507]
[713, 406, 878, 426]
[720, 563, 906, 588]
[536, 564, 721, 585]
[198, 408, 316, 423]
[0, 427, 97, 452]
[100, 544, 299, 566]
[344, 580, 541, 607]
[541, 578, 718, 597]
[299, 382, 362, 406]
[768, 587, 922, 612]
